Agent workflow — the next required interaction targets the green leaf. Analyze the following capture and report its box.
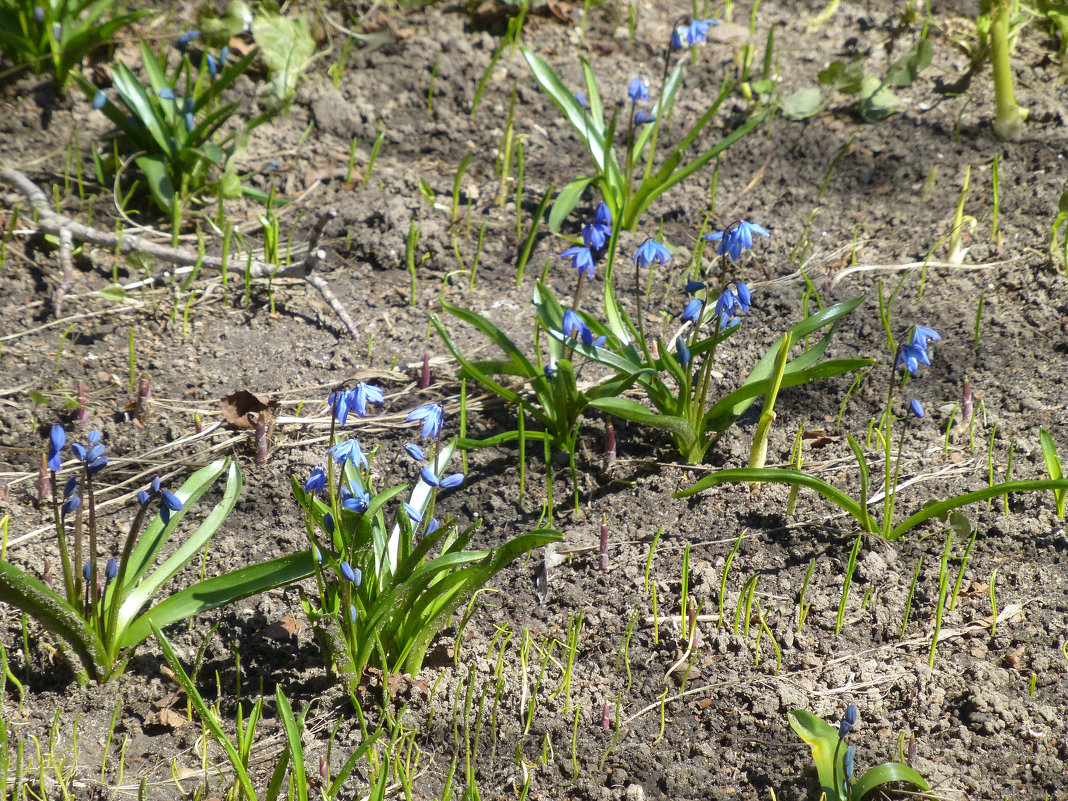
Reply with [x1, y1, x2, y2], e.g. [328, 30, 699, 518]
[1039, 427, 1066, 516]
[135, 155, 176, 215]
[153, 623, 258, 799]
[787, 709, 840, 797]
[0, 560, 104, 682]
[98, 284, 129, 303]
[548, 176, 594, 233]
[252, 12, 316, 101]
[852, 762, 930, 797]
[781, 87, 822, 119]
[276, 689, 308, 801]
[884, 38, 933, 86]
[589, 397, 695, 442]
[26, 390, 48, 405]
[122, 551, 316, 649]
[677, 468, 868, 528]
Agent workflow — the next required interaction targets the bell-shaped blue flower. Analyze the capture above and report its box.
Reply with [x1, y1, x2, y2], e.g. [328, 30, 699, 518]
[439, 473, 464, 489]
[627, 77, 648, 104]
[633, 238, 671, 268]
[419, 467, 441, 487]
[304, 466, 326, 494]
[403, 502, 423, 524]
[675, 336, 691, 367]
[323, 513, 335, 535]
[582, 221, 607, 251]
[561, 246, 595, 279]
[348, 383, 385, 418]
[634, 110, 656, 126]
[734, 281, 752, 312]
[329, 390, 351, 426]
[705, 220, 769, 262]
[157, 87, 175, 100]
[404, 443, 425, 462]
[682, 297, 702, 322]
[341, 487, 369, 512]
[339, 560, 356, 583]
[92, 91, 107, 110]
[575, 90, 588, 109]
[176, 30, 200, 46]
[684, 281, 706, 295]
[160, 489, 183, 524]
[329, 438, 369, 469]
[895, 343, 930, 375]
[909, 399, 925, 419]
[562, 309, 583, 338]
[407, 403, 444, 440]
[911, 325, 941, 350]
[48, 425, 66, 472]
[206, 53, 218, 78]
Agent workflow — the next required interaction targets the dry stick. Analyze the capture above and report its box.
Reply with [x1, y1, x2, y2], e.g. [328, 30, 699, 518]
[56, 226, 73, 318]
[0, 168, 359, 340]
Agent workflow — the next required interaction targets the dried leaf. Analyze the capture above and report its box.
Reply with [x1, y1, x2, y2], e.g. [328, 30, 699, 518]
[220, 390, 278, 430]
[263, 615, 305, 644]
[146, 707, 190, 730]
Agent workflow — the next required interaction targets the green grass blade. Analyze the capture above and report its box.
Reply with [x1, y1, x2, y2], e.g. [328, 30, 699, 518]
[1039, 428, 1066, 516]
[153, 623, 257, 800]
[275, 689, 307, 801]
[589, 397, 695, 441]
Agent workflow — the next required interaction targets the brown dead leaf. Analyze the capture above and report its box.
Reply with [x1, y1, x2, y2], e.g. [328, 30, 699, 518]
[263, 615, 306, 644]
[152, 691, 181, 710]
[1002, 647, 1025, 669]
[146, 707, 190, 730]
[220, 390, 278, 430]
[870, 184, 894, 196]
[808, 436, 835, 450]
[801, 429, 826, 439]
[545, 0, 572, 22]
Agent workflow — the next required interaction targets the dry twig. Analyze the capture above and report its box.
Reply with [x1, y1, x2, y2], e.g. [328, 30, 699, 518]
[0, 167, 360, 339]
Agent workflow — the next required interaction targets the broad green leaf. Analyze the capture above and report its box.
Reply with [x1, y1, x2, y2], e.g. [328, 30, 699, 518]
[781, 87, 822, 119]
[548, 176, 594, 233]
[852, 762, 930, 797]
[123, 551, 316, 648]
[252, 12, 316, 101]
[787, 709, 841, 797]
[98, 284, 129, 303]
[589, 397, 695, 441]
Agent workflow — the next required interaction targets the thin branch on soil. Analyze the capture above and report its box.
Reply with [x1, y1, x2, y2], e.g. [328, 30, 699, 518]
[55, 226, 74, 318]
[0, 167, 360, 340]
[830, 256, 1023, 287]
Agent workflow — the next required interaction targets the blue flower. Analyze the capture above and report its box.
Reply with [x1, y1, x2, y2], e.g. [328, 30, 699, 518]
[92, 91, 107, 110]
[105, 558, 118, 582]
[403, 502, 423, 524]
[48, 425, 65, 472]
[62, 492, 81, 517]
[304, 466, 326, 494]
[425, 518, 441, 535]
[627, 77, 648, 104]
[909, 399, 925, 419]
[838, 704, 858, 739]
[350, 566, 362, 588]
[184, 112, 195, 133]
[33, 6, 44, 23]
[705, 220, 769, 262]
[684, 281, 706, 295]
[339, 560, 356, 583]
[562, 309, 583, 338]
[329, 390, 351, 426]
[843, 744, 856, 781]
[157, 87, 175, 101]
[594, 202, 611, 230]
[70, 431, 107, 475]
[176, 30, 201, 46]
[159, 489, 183, 524]
[676, 336, 691, 367]
[582, 222, 607, 251]
[419, 467, 440, 487]
[575, 90, 588, 109]
[633, 238, 671, 268]
[405, 443, 425, 462]
[407, 403, 444, 440]
[82, 561, 91, 583]
[329, 438, 369, 469]
[207, 53, 218, 78]
[323, 513, 335, 535]
[634, 110, 656, 126]
[561, 246, 595, 279]
[341, 487, 369, 512]
[682, 297, 702, 322]
[440, 473, 464, 489]
[580, 326, 606, 348]
[895, 343, 931, 375]
[911, 325, 941, 350]
[672, 19, 715, 48]
[348, 383, 385, 418]
[349, 604, 357, 622]
[219, 46, 230, 63]
[734, 281, 752, 312]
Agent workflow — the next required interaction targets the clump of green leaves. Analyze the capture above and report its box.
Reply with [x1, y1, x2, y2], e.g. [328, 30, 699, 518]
[0, 0, 149, 91]
[0, 435, 314, 684]
[789, 706, 929, 800]
[817, 37, 932, 121]
[75, 40, 277, 219]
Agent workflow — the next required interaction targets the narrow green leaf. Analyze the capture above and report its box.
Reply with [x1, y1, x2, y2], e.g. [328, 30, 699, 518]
[852, 762, 930, 797]
[276, 689, 307, 801]
[548, 176, 594, 233]
[589, 397, 695, 441]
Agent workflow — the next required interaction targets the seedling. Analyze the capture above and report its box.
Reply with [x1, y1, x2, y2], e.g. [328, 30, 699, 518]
[835, 533, 862, 635]
[796, 557, 815, 633]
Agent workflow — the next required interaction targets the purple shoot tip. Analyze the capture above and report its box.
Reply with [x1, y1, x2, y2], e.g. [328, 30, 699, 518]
[599, 519, 609, 572]
[421, 351, 431, 389]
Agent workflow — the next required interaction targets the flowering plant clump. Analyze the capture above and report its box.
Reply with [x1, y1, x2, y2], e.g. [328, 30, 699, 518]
[789, 706, 929, 800]
[523, 19, 768, 234]
[74, 37, 275, 218]
[0, 428, 312, 683]
[292, 393, 560, 694]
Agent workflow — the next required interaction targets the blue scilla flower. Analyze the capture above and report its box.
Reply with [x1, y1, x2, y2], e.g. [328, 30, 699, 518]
[304, 466, 326, 494]
[843, 744, 856, 782]
[329, 390, 351, 426]
[684, 281, 706, 295]
[329, 438, 369, 469]
[909, 399, 925, 419]
[184, 112, 195, 132]
[71, 430, 108, 475]
[407, 403, 444, 440]
[911, 325, 941, 350]
[633, 238, 671, 268]
[676, 336, 691, 367]
[682, 297, 702, 322]
[157, 87, 175, 101]
[838, 704, 858, 739]
[339, 560, 356, 583]
[176, 30, 200, 46]
[419, 467, 440, 487]
[349, 604, 357, 622]
[82, 561, 91, 583]
[561, 246, 595, 279]
[440, 473, 464, 490]
[628, 77, 648, 104]
[342, 487, 370, 513]
[159, 489, 184, 524]
[62, 490, 81, 517]
[733, 281, 752, 312]
[895, 343, 931, 375]
[33, 6, 44, 22]
[582, 221, 607, 251]
[348, 382, 385, 418]
[594, 201, 611, 230]
[403, 502, 423, 524]
[404, 443, 425, 462]
[219, 46, 230, 63]
[714, 289, 742, 329]
[311, 544, 322, 563]
[425, 518, 441, 535]
[92, 91, 107, 110]
[48, 425, 65, 472]
[634, 110, 656, 126]
[575, 90, 588, 109]
[672, 18, 715, 49]
[207, 53, 218, 78]
[105, 558, 118, 582]
[705, 220, 769, 262]
[562, 309, 583, 338]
